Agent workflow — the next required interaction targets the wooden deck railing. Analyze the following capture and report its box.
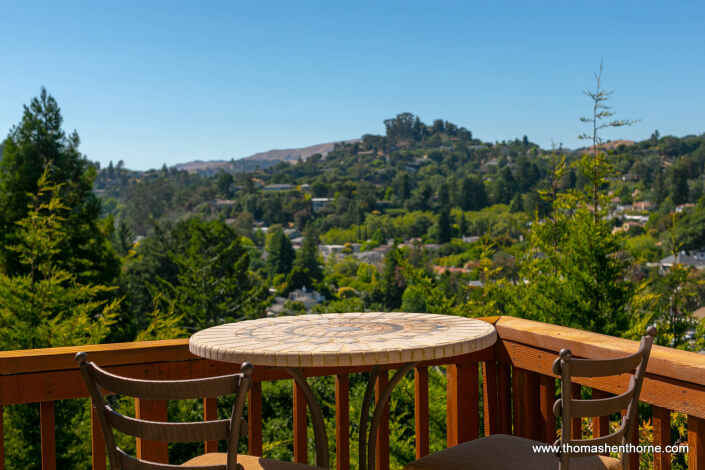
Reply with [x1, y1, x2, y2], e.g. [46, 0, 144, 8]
[1, 316, 705, 469]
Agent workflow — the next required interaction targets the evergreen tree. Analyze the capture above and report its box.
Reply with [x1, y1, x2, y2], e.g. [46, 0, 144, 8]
[267, 227, 295, 277]
[437, 210, 451, 244]
[157, 219, 269, 331]
[295, 228, 323, 282]
[0, 88, 119, 285]
[509, 193, 524, 213]
[381, 245, 404, 310]
[503, 64, 641, 336]
[458, 212, 468, 237]
[0, 170, 120, 469]
[458, 176, 488, 211]
[288, 228, 323, 290]
[670, 162, 690, 205]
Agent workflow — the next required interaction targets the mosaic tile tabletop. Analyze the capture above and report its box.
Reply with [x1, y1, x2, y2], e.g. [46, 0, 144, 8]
[189, 312, 497, 367]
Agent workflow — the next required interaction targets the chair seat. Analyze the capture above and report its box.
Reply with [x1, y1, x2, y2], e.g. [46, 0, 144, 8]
[183, 452, 327, 470]
[403, 434, 621, 470]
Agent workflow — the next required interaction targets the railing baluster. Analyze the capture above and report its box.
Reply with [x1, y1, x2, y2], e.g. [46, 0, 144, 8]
[539, 375, 556, 443]
[40, 401, 56, 470]
[571, 384, 582, 440]
[293, 380, 308, 464]
[511, 367, 524, 437]
[652, 406, 670, 470]
[688, 415, 705, 470]
[247, 382, 263, 457]
[497, 363, 511, 434]
[135, 398, 168, 463]
[447, 363, 479, 446]
[591, 389, 609, 454]
[482, 362, 499, 436]
[204, 397, 218, 453]
[375, 370, 390, 470]
[523, 370, 540, 441]
[1, 405, 4, 470]
[414, 366, 429, 459]
[91, 405, 106, 470]
[335, 374, 350, 470]
[621, 409, 639, 469]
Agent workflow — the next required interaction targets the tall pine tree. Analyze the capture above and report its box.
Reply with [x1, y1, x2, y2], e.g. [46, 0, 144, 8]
[0, 88, 119, 285]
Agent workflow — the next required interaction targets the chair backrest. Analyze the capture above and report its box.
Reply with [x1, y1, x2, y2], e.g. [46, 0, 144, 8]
[76, 352, 252, 470]
[551, 326, 656, 470]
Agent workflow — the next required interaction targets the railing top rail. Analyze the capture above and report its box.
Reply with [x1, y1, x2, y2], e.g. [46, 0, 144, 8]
[495, 316, 705, 387]
[0, 316, 502, 376]
[0, 339, 192, 375]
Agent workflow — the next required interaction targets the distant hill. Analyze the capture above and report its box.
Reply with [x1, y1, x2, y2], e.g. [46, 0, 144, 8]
[574, 139, 636, 153]
[173, 160, 231, 173]
[172, 139, 358, 176]
[242, 139, 359, 163]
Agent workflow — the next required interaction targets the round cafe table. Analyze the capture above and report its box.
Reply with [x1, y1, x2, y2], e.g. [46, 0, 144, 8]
[189, 312, 496, 470]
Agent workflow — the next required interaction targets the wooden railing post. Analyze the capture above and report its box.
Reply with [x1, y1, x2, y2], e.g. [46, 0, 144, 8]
[135, 399, 168, 463]
[497, 364, 512, 434]
[375, 370, 390, 470]
[204, 397, 218, 453]
[293, 380, 308, 464]
[511, 367, 521, 436]
[447, 363, 479, 446]
[414, 366, 429, 458]
[689, 415, 705, 470]
[591, 388, 610, 454]
[335, 374, 350, 470]
[1, 405, 4, 470]
[248, 382, 263, 457]
[512, 368, 539, 439]
[524, 371, 540, 441]
[40, 401, 56, 470]
[539, 375, 556, 443]
[482, 362, 499, 436]
[91, 405, 106, 470]
[652, 406, 671, 470]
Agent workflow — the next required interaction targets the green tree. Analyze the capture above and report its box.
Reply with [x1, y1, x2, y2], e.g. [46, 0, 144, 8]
[509, 193, 524, 213]
[267, 227, 296, 277]
[458, 176, 488, 211]
[288, 228, 324, 290]
[157, 219, 269, 331]
[0, 170, 120, 469]
[502, 64, 641, 336]
[112, 220, 135, 257]
[670, 162, 690, 205]
[215, 171, 234, 198]
[0, 88, 119, 285]
[437, 209, 451, 244]
[381, 245, 405, 309]
[401, 285, 428, 312]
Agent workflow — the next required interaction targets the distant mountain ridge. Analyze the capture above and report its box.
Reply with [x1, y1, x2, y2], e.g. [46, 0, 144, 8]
[242, 139, 359, 162]
[172, 139, 358, 175]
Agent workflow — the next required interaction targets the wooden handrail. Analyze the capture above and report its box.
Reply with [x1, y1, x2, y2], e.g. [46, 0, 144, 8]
[495, 316, 705, 386]
[0, 339, 192, 375]
[4, 315, 705, 469]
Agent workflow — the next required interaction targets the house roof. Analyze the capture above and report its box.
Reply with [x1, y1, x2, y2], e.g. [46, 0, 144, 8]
[660, 254, 705, 269]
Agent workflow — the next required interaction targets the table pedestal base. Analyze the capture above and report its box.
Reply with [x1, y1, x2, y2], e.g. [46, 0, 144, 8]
[284, 367, 330, 468]
[359, 362, 419, 470]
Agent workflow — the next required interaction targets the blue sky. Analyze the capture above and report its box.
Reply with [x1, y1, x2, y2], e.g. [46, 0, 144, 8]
[1, 1, 703, 171]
